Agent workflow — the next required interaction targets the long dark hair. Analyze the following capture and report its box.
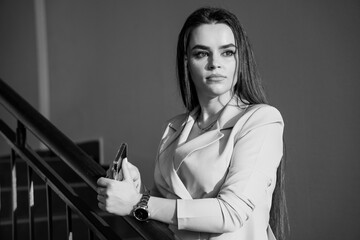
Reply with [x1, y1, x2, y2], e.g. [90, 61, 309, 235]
[176, 7, 289, 239]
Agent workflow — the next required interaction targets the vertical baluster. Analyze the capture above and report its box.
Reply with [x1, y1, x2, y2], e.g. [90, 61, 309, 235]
[27, 166, 35, 240]
[88, 228, 94, 240]
[16, 121, 26, 147]
[46, 184, 53, 240]
[15, 121, 27, 239]
[10, 149, 17, 240]
[66, 205, 73, 240]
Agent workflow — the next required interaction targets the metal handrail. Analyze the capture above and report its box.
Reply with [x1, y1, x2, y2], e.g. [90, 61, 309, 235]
[0, 79, 104, 190]
[0, 78, 174, 240]
[0, 120, 121, 240]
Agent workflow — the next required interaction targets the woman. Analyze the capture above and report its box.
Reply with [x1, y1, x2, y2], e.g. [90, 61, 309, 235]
[97, 7, 288, 240]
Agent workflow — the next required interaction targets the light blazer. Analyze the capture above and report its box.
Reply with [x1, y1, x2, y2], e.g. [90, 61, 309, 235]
[153, 97, 284, 240]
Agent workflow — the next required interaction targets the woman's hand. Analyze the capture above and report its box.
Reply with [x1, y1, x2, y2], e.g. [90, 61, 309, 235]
[105, 158, 142, 192]
[125, 160, 142, 192]
[97, 158, 142, 216]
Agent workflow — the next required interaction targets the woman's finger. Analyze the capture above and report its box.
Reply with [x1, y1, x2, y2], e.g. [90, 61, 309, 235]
[127, 162, 140, 181]
[97, 187, 107, 195]
[97, 177, 110, 187]
[121, 158, 132, 182]
[97, 194, 106, 203]
[116, 170, 123, 181]
[98, 202, 106, 211]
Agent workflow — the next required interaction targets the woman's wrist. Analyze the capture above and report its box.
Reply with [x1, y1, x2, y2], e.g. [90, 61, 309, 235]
[126, 192, 142, 216]
[147, 196, 177, 225]
[132, 191, 151, 221]
[140, 184, 149, 194]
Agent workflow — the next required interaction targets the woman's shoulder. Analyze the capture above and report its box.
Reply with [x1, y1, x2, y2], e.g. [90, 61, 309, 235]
[246, 104, 283, 121]
[234, 104, 284, 133]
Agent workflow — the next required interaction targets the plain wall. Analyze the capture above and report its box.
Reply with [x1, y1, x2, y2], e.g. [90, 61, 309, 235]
[1, 1, 360, 239]
[0, 0, 39, 152]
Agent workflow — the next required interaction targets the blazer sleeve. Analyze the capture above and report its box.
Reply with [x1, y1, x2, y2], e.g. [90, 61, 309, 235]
[176, 106, 284, 233]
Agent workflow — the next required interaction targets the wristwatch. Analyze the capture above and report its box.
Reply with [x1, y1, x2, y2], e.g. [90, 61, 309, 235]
[133, 191, 150, 221]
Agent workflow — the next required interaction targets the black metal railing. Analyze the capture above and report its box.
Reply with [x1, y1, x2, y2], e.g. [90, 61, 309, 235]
[0, 78, 174, 240]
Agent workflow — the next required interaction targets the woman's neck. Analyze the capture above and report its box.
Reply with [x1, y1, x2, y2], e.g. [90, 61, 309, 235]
[197, 93, 233, 123]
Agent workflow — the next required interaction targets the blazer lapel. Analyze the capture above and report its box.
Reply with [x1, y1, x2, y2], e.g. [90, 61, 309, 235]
[217, 96, 249, 130]
[169, 161, 193, 199]
[158, 113, 189, 155]
[157, 116, 195, 199]
[173, 125, 224, 171]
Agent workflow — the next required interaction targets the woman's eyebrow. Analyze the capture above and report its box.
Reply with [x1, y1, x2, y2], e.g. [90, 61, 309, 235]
[191, 43, 237, 51]
[191, 45, 210, 51]
[219, 43, 237, 49]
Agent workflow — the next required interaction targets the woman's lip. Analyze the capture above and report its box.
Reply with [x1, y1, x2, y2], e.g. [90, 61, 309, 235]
[206, 75, 226, 81]
[207, 74, 226, 78]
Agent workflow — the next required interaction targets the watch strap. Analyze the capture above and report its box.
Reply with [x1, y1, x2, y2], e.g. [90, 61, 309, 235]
[133, 190, 151, 221]
[136, 191, 150, 208]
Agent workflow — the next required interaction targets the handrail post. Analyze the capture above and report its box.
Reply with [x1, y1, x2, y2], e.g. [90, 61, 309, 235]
[46, 184, 54, 240]
[16, 121, 36, 240]
[66, 205, 73, 240]
[11, 121, 27, 240]
[88, 229, 94, 240]
[27, 166, 35, 240]
[10, 149, 17, 240]
[16, 121, 26, 147]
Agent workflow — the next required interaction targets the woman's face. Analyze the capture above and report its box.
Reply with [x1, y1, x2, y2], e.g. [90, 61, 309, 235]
[187, 23, 237, 102]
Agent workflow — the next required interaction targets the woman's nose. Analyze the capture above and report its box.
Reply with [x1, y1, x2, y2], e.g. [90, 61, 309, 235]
[208, 56, 221, 69]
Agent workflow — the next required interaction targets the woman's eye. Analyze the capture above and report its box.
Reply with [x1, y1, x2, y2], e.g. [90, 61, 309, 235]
[222, 50, 236, 57]
[193, 51, 208, 59]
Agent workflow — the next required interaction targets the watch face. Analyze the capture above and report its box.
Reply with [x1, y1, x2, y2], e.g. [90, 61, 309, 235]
[134, 207, 149, 221]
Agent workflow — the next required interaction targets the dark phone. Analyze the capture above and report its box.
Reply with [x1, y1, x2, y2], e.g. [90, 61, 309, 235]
[112, 143, 127, 175]
[106, 143, 127, 180]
